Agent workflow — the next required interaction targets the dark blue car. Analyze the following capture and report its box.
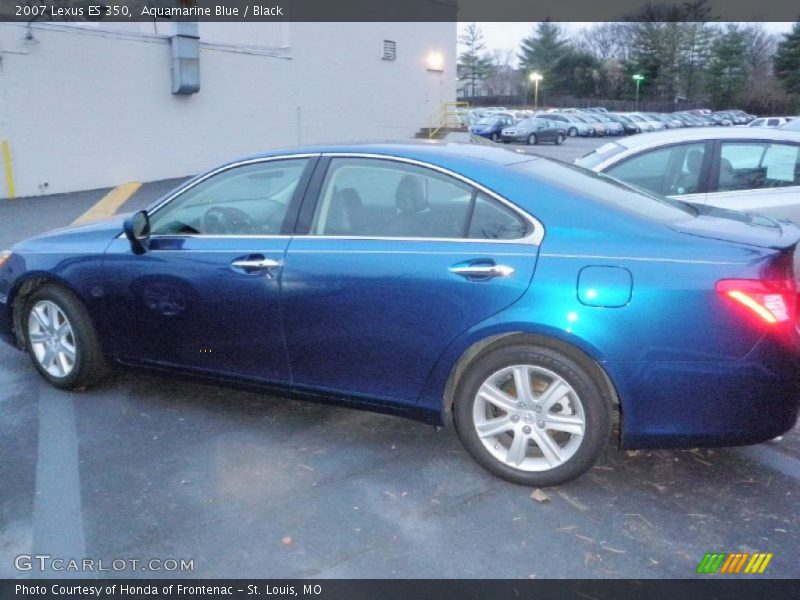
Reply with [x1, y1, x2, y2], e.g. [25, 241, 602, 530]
[469, 115, 514, 142]
[2, 143, 799, 486]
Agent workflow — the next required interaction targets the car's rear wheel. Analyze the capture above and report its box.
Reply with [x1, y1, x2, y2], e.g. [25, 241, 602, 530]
[24, 284, 108, 389]
[453, 344, 611, 486]
[527, 133, 537, 145]
[568, 127, 578, 137]
[555, 133, 565, 145]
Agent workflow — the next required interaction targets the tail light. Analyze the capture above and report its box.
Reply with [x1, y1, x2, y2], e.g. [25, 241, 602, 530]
[716, 279, 796, 326]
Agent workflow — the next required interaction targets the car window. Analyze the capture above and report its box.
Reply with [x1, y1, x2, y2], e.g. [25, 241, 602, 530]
[310, 158, 473, 239]
[468, 193, 530, 240]
[718, 142, 800, 192]
[767, 119, 779, 127]
[750, 119, 764, 127]
[149, 159, 309, 236]
[605, 143, 708, 196]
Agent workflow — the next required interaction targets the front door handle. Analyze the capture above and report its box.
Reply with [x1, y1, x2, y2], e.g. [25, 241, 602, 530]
[231, 256, 282, 273]
[449, 263, 515, 280]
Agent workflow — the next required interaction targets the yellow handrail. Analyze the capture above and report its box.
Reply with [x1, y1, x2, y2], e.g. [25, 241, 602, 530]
[428, 101, 470, 139]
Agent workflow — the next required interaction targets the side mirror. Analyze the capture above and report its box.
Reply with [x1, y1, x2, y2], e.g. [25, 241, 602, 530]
[123, 210, 151, 255]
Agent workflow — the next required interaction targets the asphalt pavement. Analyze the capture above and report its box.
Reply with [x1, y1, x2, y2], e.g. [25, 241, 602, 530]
[0, 137, 798, 579]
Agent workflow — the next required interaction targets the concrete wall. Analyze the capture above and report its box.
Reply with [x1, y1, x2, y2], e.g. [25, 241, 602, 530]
[0, 22, 455, 198]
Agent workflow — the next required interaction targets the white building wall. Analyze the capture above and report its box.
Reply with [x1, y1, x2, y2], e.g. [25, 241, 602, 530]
[0, 22, 455, 198]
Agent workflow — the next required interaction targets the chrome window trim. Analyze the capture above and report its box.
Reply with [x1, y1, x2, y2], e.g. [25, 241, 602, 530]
[312, 153, 544, 245]
[130, 151, 545, 246]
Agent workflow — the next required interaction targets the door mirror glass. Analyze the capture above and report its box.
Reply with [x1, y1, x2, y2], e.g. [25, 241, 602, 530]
[124, 210, 151, 254]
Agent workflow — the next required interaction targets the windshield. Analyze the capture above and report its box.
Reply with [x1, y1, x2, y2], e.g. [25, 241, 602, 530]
[513, 159, 695, 222]
[476, 118, 498, 125]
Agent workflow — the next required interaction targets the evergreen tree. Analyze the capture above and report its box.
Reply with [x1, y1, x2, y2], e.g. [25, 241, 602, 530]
[774, 20, 800, 95]
[706, 24, 749, 108]
[457, 23, 493, 98]
[517, 20, 571, 84]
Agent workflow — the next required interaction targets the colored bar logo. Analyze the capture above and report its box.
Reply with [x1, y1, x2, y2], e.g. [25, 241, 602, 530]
[697, 552, 773, 574]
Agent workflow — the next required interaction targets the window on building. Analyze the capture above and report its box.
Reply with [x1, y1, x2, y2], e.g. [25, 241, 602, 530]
[382, 40, 397, 61]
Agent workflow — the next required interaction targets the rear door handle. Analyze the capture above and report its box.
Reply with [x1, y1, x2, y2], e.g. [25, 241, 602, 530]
[231, 256, 282, 272]
[449, 263, 515, 279]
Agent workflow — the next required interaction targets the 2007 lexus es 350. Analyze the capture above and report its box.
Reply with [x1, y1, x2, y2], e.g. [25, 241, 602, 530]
[2, 143, 799, 486]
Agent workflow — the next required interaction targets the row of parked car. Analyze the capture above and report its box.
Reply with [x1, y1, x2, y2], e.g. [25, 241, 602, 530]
[466, 106, 798, 145]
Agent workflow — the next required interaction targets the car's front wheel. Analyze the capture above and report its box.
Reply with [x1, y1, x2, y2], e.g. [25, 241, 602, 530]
[24, 284, 108, 389]
[568, 127, 578, 137]
[527, 133, 537, 145]
[554, 133, 565, 145]
[454, 344, 611, 486]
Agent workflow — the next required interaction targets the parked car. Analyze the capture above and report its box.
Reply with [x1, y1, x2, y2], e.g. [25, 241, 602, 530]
[748, 117, 791, 128]
[576, 114, 607, 136]
[501, 118, 567, 145]
[4, 143, 800, 487]
[594, 114, 625, 136]
[727, 109, 757, 124]
[709, 112, 734, 126]
[621, 113, 656, 132]
[629, 112, 666, 131]
[535, 112, 594, 137]
[647, 113, 684, 129]
[469, 115, 514, 142]
[608, 113, 642, 134]
[575, 128, 800, 222]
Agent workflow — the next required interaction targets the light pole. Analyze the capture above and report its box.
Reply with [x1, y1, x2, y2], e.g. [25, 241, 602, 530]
[633, 74, 644, 110]
[529, 72, 543, 110]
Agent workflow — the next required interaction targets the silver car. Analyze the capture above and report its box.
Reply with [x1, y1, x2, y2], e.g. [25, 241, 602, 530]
[575, 128, 800, 222]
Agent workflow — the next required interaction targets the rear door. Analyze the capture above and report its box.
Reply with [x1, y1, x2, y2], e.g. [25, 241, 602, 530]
[603, 141, 712, 205]
[280, 155, 540, 404]
[707, 139, 800, 223]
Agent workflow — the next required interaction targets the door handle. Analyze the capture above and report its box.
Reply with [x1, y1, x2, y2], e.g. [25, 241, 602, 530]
[449, 263, 515, 279]
[231, 257, 282, 272]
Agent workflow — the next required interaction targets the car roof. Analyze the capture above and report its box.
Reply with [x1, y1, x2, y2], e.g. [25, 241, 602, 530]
[230, 141, 535, 170]
[611, 127, 800, 151]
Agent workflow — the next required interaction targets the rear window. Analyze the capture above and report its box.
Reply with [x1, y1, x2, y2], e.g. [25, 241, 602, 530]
[574, 142, 626, 169]
[512, 158, 696, 222]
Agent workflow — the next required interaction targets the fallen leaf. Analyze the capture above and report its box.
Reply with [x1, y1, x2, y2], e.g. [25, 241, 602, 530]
[530, 489, 550, 503]
[281, 536, 292, 545]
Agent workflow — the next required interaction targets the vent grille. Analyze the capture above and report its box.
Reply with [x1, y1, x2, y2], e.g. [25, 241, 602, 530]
[382, 40, 397, 61]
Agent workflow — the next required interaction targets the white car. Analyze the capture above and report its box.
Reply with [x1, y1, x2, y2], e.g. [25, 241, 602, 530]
[748, 117, 791, 128]
[575, 127, 800, 223]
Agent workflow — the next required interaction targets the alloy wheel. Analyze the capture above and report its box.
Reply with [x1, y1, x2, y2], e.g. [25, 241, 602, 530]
[472, 364, 585, 472]
[28, 300, 77, 378]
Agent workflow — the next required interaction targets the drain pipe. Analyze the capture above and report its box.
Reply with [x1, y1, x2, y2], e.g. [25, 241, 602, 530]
[170, 21, 200, 95]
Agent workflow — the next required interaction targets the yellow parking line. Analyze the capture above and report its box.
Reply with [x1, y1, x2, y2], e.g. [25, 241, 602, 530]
[2, 140, 15, 199]
[72, 182, 141, 225]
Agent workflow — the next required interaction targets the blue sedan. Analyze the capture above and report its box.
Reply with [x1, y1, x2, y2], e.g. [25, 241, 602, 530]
[1, 143, 799, 486]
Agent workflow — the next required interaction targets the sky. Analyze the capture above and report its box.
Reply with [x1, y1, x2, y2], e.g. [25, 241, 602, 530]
[464, 22, 796, 66]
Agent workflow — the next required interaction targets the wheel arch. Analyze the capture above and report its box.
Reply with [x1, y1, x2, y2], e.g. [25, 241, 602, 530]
[9, 272, 89, 349]
[439, 331, 621, 446]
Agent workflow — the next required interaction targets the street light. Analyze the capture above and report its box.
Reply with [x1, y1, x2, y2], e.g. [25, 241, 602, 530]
[529, 72, 543, 109]
[633, 74, 644, 110]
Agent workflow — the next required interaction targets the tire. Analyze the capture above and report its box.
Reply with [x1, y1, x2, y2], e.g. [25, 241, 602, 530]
[555, 133, 565, 145]
[453, 343, 611, 486]
[568, 127, 578, 137]
[23, 284, 109, 390]
[491, 133, 499, 142]
[527, 133, 537, 145]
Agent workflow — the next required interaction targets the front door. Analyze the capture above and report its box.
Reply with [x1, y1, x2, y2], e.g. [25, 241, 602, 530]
[103, 156, 316, 383]
[280, 156, 540, 404]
